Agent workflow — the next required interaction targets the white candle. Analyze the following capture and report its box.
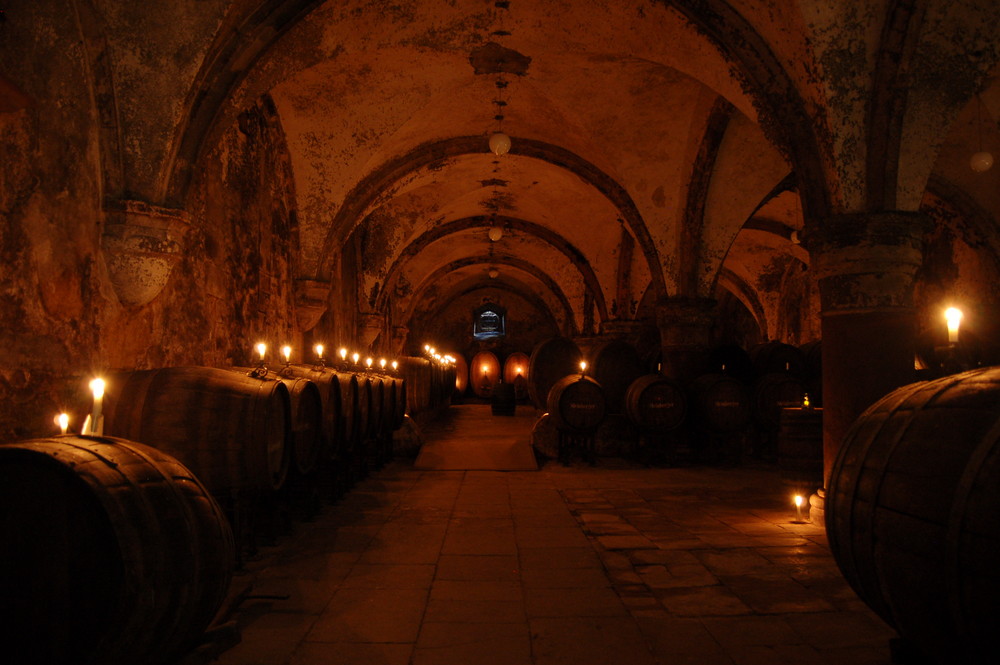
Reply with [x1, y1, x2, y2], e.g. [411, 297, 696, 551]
[365, 357, 373, 369]
[55, 413, 69, 435]
[281, 345, 292, 363]
[314, 344, 325, 359]
[352, 352, 360, 365]
[379, 358, 387, 370]
[794, 494, 805, 522]
[339, 347, 348, 361]
[945, 307, 963, 344]
[256, 342, 267, 362]
[391, 360, 398, 371]
[579, 360, 587, 375]
[88, 378, 105, 435]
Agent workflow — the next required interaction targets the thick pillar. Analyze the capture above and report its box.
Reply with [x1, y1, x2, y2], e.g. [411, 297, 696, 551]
[656, 297, 716, 382]
[809, 212, 929, 504]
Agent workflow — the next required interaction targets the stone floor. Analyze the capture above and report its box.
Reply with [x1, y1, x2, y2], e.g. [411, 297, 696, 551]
[210, 408, 896, 665]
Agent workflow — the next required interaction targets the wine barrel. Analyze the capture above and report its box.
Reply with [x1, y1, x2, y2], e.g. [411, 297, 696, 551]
[0, 435, 234, 665]
[104, 366, 290, 493]
[503, 352, 530, 386]
[355, 373, 373, 444]
[400, 357, 431, 415]
[528, 337, 582, 410]
[752, 372, 806, 430]
[706, 344, 754, 382]
[750, 341, 804, 376]
[590, 339, 645, 414]
[827, 367, 1000, 665]
[491, 382, 516, 416]
[234, 368, 323, 477]
[689, 373, 751, 434]
[454, 354, 469, 395]
[283, 364, 349, 462]
[777, 406, 823, 494]
[547, 375, 606, 433]
[624, 374, 687, 433]
[471, 351, 500, 398]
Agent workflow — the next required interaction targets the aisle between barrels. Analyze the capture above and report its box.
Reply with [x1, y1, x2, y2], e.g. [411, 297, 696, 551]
[210, 461, 894, 665]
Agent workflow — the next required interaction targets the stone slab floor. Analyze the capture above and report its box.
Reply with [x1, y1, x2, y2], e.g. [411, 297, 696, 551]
[211, 438, 895, 665]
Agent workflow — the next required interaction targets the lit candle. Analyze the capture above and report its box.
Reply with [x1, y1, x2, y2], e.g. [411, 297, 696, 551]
[55, 413, 69, 435]
[281, 345, 292, 364]
[88, 378, 105, 436]
[945, 307, 963, 344]
[429, 346, 436, 356]
[516, 366, 522, 375]
[793, 494, 805, 522]
[424, 344, 431, 352]
[482, 364, 489, 376]
[352, 352, 361, 365]
[803, 393, 810, 408]
[365, 357, 373, 369]
[379, 358, 387, 370]
[256, 342, 267, 363]
[339, 347, 348, 362]
[579, 360, 587, 375]
[314, 343, 325, 359]
[391, 360, 398, 371]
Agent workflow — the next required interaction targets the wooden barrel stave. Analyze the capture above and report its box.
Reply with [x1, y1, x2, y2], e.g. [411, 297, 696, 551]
[0, 436, 234, 665]
[547, 375, 606, 433]
[624, 374, 687, 433]
[104, 366, 290, 494]
[827, 368, 1000, 665]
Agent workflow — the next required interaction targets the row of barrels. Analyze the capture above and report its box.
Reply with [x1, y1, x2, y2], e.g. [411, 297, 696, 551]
[457, 351, 531, 399]
[528, 336, 811, 438]
[0, 362, 412, 665]
[399, 357, 453, 416]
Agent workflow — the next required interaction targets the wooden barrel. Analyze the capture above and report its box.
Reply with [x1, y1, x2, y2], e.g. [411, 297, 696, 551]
[283, 364, 347, 462]
[0, 435, 234, 665]
[234, 368, 324, 477]
[491, 382, 517, 416]
[827, 367, 1000, 665]
[503, 351, 531, 386]
[590, 339, 645, 414]
[380, 374, 399, 433]
[104, 366, 290, 493]
[528, 337, 582, 410]
[368, 375, 385, 437]
[400, 357, 431, 415]
[706, 344, 755, 382]
[394, 376, 407, 424]
[777, 407, 823, 494]
[750, 340, 804, 376]
[471, 351, 500, 398]
[547, 375, 606, 433]
[624, 374, 687, 433]
[355, 373, 373, 443]
[752, 372, 806, 430]
[689, 373, 751, 434]
[454, 354, 469, 395]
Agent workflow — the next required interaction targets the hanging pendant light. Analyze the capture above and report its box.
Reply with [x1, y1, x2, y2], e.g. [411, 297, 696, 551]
[489, 131, 511, 156]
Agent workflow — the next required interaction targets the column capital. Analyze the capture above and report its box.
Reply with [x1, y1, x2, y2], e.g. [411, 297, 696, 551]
[805, 211, 930, 314]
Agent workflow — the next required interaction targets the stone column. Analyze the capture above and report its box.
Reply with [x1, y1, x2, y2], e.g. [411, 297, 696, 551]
[656, 297, 717, 382]
[808, 211, 929, 516]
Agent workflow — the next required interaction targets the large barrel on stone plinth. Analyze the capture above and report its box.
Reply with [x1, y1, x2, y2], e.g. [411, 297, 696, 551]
[547, 375, 606, 433]
[528, 337, 582, 410]
[750, 341, 804, 376]
[471, 351, 501, 398]
[624, 374, 688, 433]
[827, 367, 1000, 665]
[777, 406, 823, 495]
[689, 373, 751, 434]
[0, 435, 234, 665]
[589, 339, 645, 414]
[752, 372, 806, 431]
[103, 366, 290, 493]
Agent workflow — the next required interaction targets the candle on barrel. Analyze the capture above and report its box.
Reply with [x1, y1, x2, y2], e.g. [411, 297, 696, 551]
[339, 347, 348, 362]
[945, 307, 963, 344]
[256, 342, 267, 366]
[315, 343, 325, 361]
[379, 358, 387, 370]
[365, 357, 373, 370]
[352, 352, 361, 366]
[87, 378, 105, 436]
[391, 360, 399, 372]
[281, 345, 292, 365]
[54, 412, 69, 435]
[579, 360, 587, 377]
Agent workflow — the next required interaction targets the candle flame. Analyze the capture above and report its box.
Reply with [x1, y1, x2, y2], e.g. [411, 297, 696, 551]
[365, 357, 373, 368]
[516, 366, 522, 375]
[482, 364, 489, 374]
[379, 358, 387, 369]
[945, 307, 963, 343]
[339, 347, 348, 360]
[580, 360, 587, 372]
[794, 494, 804, 508]
[352, 352, 360, 364]
[803, 393, 810, 408]
[281, 345, 292, 362]
[391, 360, 398, 370]
[55, 413, 69, 434]
[256, 342, 267, 359]
[89, 378, 105, 400]
[314, 344, 325, 358]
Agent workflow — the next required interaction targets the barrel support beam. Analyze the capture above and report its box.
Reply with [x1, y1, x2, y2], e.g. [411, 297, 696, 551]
[808, 211, 929, 513]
